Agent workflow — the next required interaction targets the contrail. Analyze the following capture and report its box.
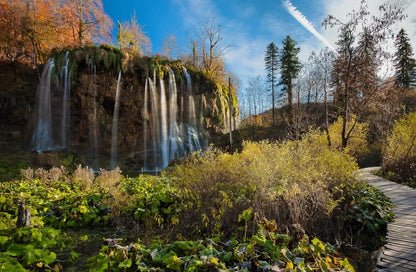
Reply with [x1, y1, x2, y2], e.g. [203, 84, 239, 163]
[283, 0, 337, 52]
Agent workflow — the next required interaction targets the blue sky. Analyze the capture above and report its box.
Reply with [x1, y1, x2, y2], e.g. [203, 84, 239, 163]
[102, 0, 416, 88]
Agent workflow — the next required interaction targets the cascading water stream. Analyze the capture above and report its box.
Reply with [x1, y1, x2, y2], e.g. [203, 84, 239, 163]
[148, 77, 160, 170]
[183, 68, 197, 127]
[111, 71, 122, 169]
[143, 78, 149, 170]
[183, 68, 202, 153]
[31, 59, 55, 152]
[60, 51, 71, 149]
[159, 77, 169, 169]
[168, 69, 182, 159]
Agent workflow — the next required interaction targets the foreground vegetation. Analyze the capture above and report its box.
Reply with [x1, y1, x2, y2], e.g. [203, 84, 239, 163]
[0, 130, 394, 271]
[381, 111, 416, 188]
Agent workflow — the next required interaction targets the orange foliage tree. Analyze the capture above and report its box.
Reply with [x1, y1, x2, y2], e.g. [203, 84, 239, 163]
[0, 0, 113, 65]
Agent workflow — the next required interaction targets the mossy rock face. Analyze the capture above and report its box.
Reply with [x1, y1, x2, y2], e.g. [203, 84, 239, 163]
[0, 61, 38, 152]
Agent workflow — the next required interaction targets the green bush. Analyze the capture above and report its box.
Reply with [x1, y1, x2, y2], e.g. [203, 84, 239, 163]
[341, 183, 394, 251]
[382, 111, 416, 185]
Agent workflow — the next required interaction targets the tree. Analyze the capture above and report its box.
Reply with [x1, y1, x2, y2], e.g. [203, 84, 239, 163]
[245, 75, 266, 126]
[0, 0, 113, 64]
[324, 0, 404, 149]
[187, 15, 228, 80]
[264, 42, 279, 126]
[394, 28, 416, 88]
[118, 12, 152, 56]
[65, 0, 113, 45]
[312, 48, 335, 146]
[279, 35, 301, 123]
[161, 33, 177, 59]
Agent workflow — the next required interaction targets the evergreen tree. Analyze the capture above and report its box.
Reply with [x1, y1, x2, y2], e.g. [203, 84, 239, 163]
[279, 35, 301, 122]
[394, 28, 416, 88]
[264, 42, 279, 126]
[355, 27, 379, 99]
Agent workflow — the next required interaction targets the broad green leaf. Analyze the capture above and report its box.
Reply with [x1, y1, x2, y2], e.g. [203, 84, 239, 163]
[118, 258, 132, 268]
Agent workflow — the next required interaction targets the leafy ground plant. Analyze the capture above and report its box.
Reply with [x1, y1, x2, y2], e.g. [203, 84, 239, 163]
[87, 225, 355, 272]
[0, 226, 77, 271]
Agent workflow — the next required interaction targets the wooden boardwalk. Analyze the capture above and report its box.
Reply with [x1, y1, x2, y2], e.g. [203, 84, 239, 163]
[356, 167, 416, 272]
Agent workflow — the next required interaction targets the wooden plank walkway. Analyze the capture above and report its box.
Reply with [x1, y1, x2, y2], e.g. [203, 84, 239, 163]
[356, 167, 416, 272]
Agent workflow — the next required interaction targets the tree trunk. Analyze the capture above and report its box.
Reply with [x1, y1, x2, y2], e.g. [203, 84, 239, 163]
[228, 77, 233, 149]
[17, 201, 31, 227]
[288, 83, 293, 124]
[324, 74, 331, 147]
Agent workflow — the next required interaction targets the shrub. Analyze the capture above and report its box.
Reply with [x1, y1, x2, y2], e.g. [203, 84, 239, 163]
[171, 135, 359, 241]
[341, 183, 394, 251]
[382, 111, 416, 184]
[317, 115, 369, 161]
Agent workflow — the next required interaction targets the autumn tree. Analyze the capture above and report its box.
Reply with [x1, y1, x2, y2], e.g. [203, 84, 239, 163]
[63, 0, 113, 45]
[161, 33, 177, 59]
[118, 12, 151, 56]
[188, 15, 228, 80]
[279, 35, 301, 123]
[0, 0, 27, 61]
[394, 28, 416, 88]
[0, 0, 113, 64]
[265, 42, 279, 126]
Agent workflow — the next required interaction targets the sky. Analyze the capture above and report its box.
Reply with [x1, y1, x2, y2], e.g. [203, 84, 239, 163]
[101, 0, 416, 88]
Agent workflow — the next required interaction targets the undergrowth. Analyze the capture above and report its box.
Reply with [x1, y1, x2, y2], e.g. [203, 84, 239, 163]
[0, 130, 394, 271]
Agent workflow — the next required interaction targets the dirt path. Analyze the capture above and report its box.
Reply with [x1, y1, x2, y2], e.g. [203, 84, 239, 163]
[356, 167, 416, 272]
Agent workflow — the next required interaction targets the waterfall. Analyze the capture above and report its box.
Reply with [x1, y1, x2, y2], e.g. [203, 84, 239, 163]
[60, 51, 71, 149]
[143, 78, 149, 169]
[148, 77, 159, 170]
[111, 71, 122, 169]
[183, 68, 197, 127]
[168, 69, 182, 159]
[31, 59, 55, 152]
[159, 77, 169, 169]
[183, 68, 202, 153]
[141, 67, 207, 170]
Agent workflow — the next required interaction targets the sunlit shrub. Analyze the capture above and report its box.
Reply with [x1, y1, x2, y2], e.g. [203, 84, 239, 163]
[71, 165, 95, 188]
[34, 166, 67, 183]
[382, 111, 416, 184]
[316, 116, 369, 160]
[20, 167, 33, 181]
[171, 137, 359, 240]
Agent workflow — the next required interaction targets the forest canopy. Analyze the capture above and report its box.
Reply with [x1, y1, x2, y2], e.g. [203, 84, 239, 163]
[0, 0, 113, 64]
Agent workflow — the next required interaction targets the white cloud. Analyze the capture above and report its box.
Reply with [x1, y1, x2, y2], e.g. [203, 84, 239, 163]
[170, 0, 216, 26]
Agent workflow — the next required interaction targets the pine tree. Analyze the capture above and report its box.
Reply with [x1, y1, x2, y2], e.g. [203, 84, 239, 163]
[394, 28, 416, 88]
[264, 42, 279, 126]
[355, 27, 379, 99]
[279, 35, 301, 122]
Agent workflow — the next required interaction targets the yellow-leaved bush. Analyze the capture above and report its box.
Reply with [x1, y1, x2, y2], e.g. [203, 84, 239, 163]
[171, 131, 359, 240]
[312, 115, 369, 161]
[382, 111, 416, 183]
